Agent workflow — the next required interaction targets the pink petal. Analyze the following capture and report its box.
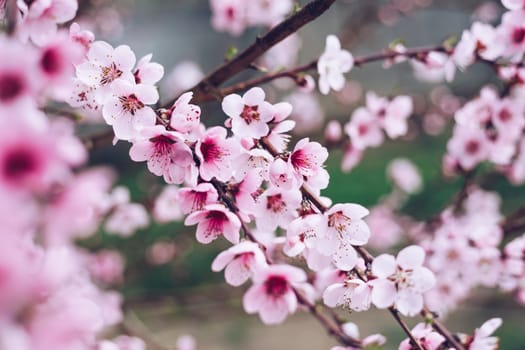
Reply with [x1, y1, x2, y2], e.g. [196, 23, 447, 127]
[370, 279, 396, 309]
[372, 254, 396, 278]
[224, 259, 251, 286]
[397, 245, 425, 270]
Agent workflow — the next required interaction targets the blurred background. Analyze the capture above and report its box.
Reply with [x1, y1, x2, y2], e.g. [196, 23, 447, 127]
[77, 0, 525, 348]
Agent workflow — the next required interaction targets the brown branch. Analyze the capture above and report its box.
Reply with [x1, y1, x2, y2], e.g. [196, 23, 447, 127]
[164, 0, 337, 107]
[5, 0, 18, 35]
[189, 44, 446, 104]
[422, 309, 465, 350]
[390, 308, 424, 350]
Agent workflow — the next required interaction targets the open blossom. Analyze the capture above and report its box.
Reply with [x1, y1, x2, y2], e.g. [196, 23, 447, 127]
[76, 41, 135, 90]
[254, 187, 302, 231]
[317, 35, 354, 95]
[169, 92, 201, 134]
[447, 124, 490, 170]
[184, 204, 240, 244]
[210, 0, 247, 36]
[468, 318, 502, 350]
[498, 10, 525, 61]
[245, 0, 293, 27]
[105, 202, 149, 237]
[345, 107, 384, 150]
[178, 183, 219, 214]
[129, 126, 196, 185]
[366, 92, 413, 139]
[370, 245, 436, 316]
[152, 186, 184, 223]
[102, 79, 158, 140]
[222, 87, 275, 138]
[387, 158, 422, 194]
[195, 126, 236, 182]
[289, 138, 329, 180]
[243, 264, 306, 324]
[211, 241, 267, 286]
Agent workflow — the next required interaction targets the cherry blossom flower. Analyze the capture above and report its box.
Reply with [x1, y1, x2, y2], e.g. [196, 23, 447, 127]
[468, 318, 502, 350]
[153, 186, 184, 223]
[222, 87, 275, 138]
[366, 92, 413, 139]
[168, 92, 201, 134]
[105, 202, 149, 237]
[246, 0, 293, 27]
[76, 41, 136, 91]
[184, 204, 241, 244]
[146, 241, 177, 265]
[129, 125, 196, 185]
[498, 10, 525, 61]
[289, 138, 329, 181]
[162, 61, 203, 98]
[345, 107, 383, 150]
[210, 0, 247, 36]
[370, 245, 436, 316]
[133, 54, 164, 86]
[195, 126, 237, 182]
[447, 124, 490, 170]
[88, 250, 125, 285]
[502, 0, 525, 10]
[102, 79, 158, 140]
[387, 158, 422, 194]
[243, 264, 306, 324]
[69, 22, 94, 53]
[323, 278, 372, 312]
[399, 323, 445, 350]
[178, 183, 219, 214]
[254, 187, 302, 231]
[317, 35, 354, 95]
[212, 241, 267, 286]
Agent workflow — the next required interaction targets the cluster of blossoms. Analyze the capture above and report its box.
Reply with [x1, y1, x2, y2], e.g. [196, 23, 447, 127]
[210, 0, 294, 36]
[2, 0, 524, 348]
[0, 0, 154, 348]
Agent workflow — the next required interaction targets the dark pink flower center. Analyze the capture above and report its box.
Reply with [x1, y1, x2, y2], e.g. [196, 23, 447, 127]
[3, 146, 40, 181]
[512, 27, 525, 44]
[264, 275, 289, 298]
[498, 108, 512, 122]
[40, 47, 62, 75]
[266, 194, 285, 213]
[0, 73, 25, 102]
[191, 191, 209, 211]
[290, 149, 314, 173]
[101, 62, 123, 85]
[328, 211, 351, 235]
[226, 6, 235, 20]
[119, 94, 144, 115]
[358, 123, 368, 136]
[240, 105, 260, 124]
[204, 210, 227, 237]
[465, 140, 480, 155]
[200, 139, 224, 163]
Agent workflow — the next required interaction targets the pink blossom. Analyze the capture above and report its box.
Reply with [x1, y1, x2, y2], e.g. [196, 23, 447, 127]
[498, 10, 525, 61]
[162, 61, 203, 98]
[243, 264, 306, 324]
[76, 41, 136, 90]
[318, 35, 354, 95]
[88, 250, 125, 285]
[387, 158, 422, 194]
[366, 92, 413, 139]
[447, 124, 490, 170]
[129, 126, 196, 185]
[254, 187, 302, 231]
[399, 323, 445, 350]
[178, 183, 219, 214]
[269, 158, 298, 191]
[365, 206, 403, 250]
[411, 51, 455, 83]
[471, 22, 503, 60]
[246, 0, 293, 27]
[133, 54, 164, 86]
[17, 0, 78, 45]
[289, 138, 329, 181]
[169, 92, 201, 134]
[230, 170, 262, 215]
[370, 245, 436, 316]
[184, 204, 241, 244]
[105, 202, 149, 237]
[211, 241, 267, 286]
[323, 278, 372, 311]
[452, 29, 477, 70]
[146, 241, 177, 265]
[195, 126, 236, 182]
[469, 318, 502, 350]
[69, 22, 94, 53]
[102, 79, 158, 140]
[210, 0, 247, 36]
[345, 107, 383, 150]
[341, 144, 363, 172]
[222, 87, 275, 138]
[323, 203, 371, 248]
[153, 186, 184, 223]
[176, 335, 196, 350]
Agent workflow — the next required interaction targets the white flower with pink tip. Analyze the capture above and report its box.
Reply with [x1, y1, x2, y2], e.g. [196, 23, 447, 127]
[102, 79, 158, 141]
[222, 87, 275, 139]
[370, 245, 436, 316]
[243, 264, 306, 324]
[212, 241, 267, 286]
[317, 35, 354, 95]
[184, 204, 240, 244]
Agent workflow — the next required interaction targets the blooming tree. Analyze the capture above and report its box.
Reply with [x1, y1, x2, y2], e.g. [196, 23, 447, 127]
[1, 0, 525, 349]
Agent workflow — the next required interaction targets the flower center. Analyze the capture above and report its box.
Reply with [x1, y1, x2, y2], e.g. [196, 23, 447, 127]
[3, 146, 39, 181]
[119, 94, 144, 115]
[204, 210, 227, 237]
[465, 140, 480, 155]
[328, 211, 351, 236]
[264, 275, 289, 298]
[200, 139, 224, 163]
[266, 194, 285, 213]
[0, 73, 24, 102]
[241, 105, 260, 124]
[512, 27, 525, 44]
[101, 62, 123, 85]
[40, 47, 62, 75]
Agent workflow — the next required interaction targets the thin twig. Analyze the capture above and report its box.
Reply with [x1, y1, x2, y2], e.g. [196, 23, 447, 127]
[5, 0, 18, 35]
[389, 307, 425, 350]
